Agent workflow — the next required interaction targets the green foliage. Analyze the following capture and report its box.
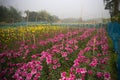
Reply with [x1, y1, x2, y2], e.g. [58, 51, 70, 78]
[111, 12, 120, 23]
[25, 10, 59, 22]
[0, 6, 22, 23]
[0, 6, 59, 24]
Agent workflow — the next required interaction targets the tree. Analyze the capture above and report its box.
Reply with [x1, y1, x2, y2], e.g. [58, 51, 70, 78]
[38, 10, 50, 22]
[0, 6, 22, 23]
[0, 6, 9, 22]
[9, 6, 22, 23]
[49, 15, 59, 22]
[25, 11, 38, 21]
[24, 10, 60, 22]
[25, 10, 30, 22]
[104, 0, 119, 17]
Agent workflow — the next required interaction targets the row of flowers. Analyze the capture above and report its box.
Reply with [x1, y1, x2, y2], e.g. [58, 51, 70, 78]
[0, 27, 84, 80]
[60, 28, 110, 80]
[12, 28, 95, 80]
[0, 27, 111, 80]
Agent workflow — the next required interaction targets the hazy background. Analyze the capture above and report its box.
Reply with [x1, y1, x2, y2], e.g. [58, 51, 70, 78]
[0, 0, 110, 20]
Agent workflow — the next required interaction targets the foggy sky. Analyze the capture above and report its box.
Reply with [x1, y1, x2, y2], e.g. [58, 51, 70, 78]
[0, 0, 110, 20]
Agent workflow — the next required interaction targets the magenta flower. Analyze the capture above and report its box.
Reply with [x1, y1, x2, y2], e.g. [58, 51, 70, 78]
[87, 70, 93, 75]
[84, 46, 91, 52]
[34, 72, 41, 80]
[53, 59, 58, 64]
[79, 50, 84, 55]
[31, 55, 37, 58]
[89, 61, 97, 67]
[89, 58, 98, 67]
[76, 68, 87, 74]
[46, 58, 52, 64]
[74, 45, 78, 50]
[31, 69, 37, 75]
[70, 67, 75, 72]
[37, 65, 43, 71]
[53, 65, 57, 69]
[31, 44, 37, 49]
[61, 52, 68, 57]
[26, 73, 32, 80]
[39, 40, 47, 46]
[12, 73, 19, 79]
[73, 62, 79, 67]
[65, 57, 69, 60]
[70, 73, 76, 79]
[97, 72, 103, 78]
[57, 63, 61, 67]
[61, 72, 66, 77]
[104, 72, 110, 80]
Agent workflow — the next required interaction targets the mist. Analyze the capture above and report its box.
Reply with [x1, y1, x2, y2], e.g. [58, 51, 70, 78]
[0, 0, 110, 20]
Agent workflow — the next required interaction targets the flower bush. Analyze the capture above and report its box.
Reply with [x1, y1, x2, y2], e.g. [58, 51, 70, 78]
[0, 26, 113, 80]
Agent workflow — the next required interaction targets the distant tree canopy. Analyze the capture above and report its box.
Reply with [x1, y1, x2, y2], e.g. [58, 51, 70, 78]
[0, 5, 22, 23]
[104, 0, 120, 22]
[25, 10, 59, 22]
[104, 0, 119, 16]
[0, 6, 60, 23]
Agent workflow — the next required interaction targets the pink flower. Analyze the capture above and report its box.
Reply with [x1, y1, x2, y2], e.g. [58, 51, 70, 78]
[46, 58, 52, 64]
[39, 41, 47, 46]
[0, 58, 5, 63]
[13, 73, 19, 79]
[70, 73, 76, 79]
[24, 45, 28, 49]
[89, 61, 97, 67]
[31, 44, 37, 49]
[31, 55, 37, 58]
[61, 52, 68, 57]
[34, 72, 41, 78]
[53, 59, 58, 64]
[21, 72, 27, 77]
[61, 72, 66, 77]
[73, 62, 79, 67]
[26, 73, 32, 80]
[79, 50, 84, 55]
[66, 47, 73, 53]
[89, 58, 98, 67]
[33, 77, 39, 80]
[65, 57, 69, 60]
[104, 72, 110, 80]
[76, 68, 87, 74]
[37, 65, 43, 71]
[52, 48, 60, 53]
[87, 70, 93, 75]
[24, 49, 30, 56]
[53, 65, 57, 69]
[97, 53, 102, 57]
[84, 47, 91, 52]
[100, 59, 106, 64]
[74, 45, 78, 50]
[57, 63, 61, 67]
[41, 51, 48, 58]
[31, 69, 37, 75]
[97, 72, 103, 78]
[46, 55, 52, 64]
[70, 67, 75, 72]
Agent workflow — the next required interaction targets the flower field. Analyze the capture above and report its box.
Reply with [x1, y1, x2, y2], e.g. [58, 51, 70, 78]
[0, 25, 116, 80]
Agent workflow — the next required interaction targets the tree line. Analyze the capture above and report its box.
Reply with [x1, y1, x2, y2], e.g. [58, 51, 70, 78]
[0, 6, 22, 23]
[0, 5, 60, 23]
[25, 10, 59, 22]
